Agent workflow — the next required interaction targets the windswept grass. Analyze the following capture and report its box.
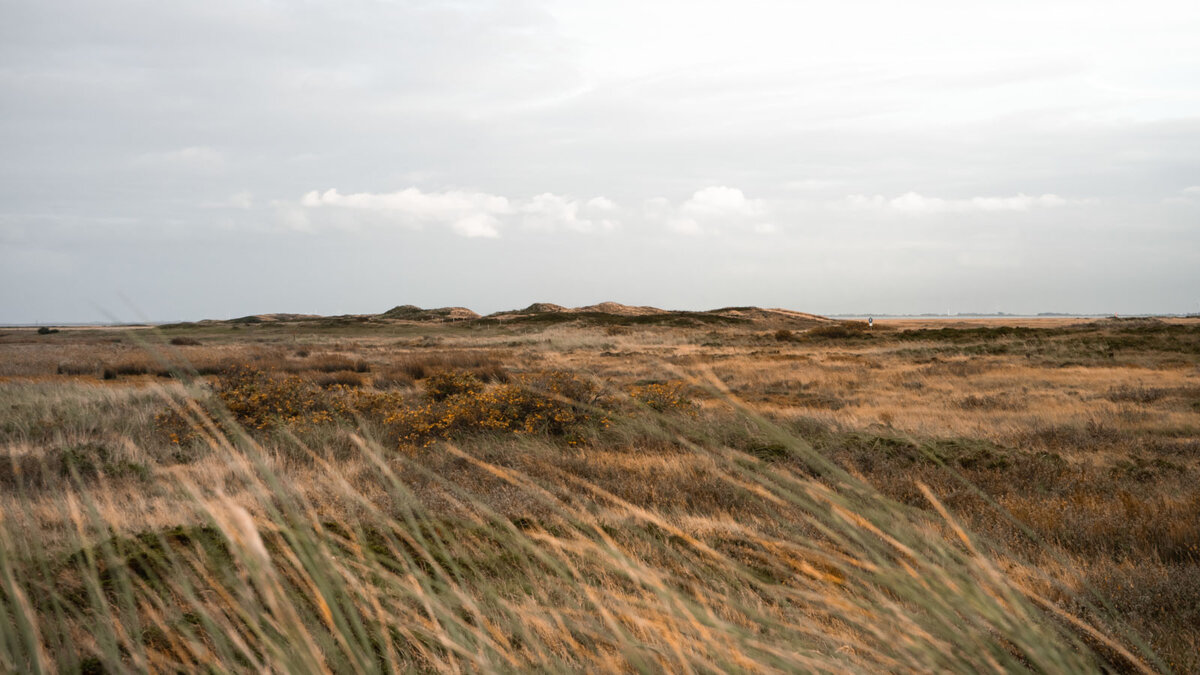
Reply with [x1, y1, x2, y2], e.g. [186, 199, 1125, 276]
[0, 397, 1147, 673]
[1, 318, 1197, 672]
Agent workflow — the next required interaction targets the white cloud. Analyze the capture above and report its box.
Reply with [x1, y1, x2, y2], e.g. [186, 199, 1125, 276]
[586, 196, 618, 211]
[1182, 186, 1200, 195]
[521, 193, 618, 233]
[652, 186, 772, 235]
[449, 213, 502, 238]
[843, 191, 1077, 214]
[299, 187, 618, 238]
[682, 186, 765, 218]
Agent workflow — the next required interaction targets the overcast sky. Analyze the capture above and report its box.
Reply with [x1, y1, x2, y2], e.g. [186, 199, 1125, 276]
[2, 0, 1199, 322]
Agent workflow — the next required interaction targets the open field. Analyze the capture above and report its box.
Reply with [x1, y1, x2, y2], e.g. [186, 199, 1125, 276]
[2, 311, 1199, 672]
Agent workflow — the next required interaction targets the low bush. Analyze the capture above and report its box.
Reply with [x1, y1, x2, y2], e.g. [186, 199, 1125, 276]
[56, 362, 97, 376]
[308, 354, 370, 373]
[390, 351, 508, 382]
[806, 322, 873, 339]
[423, 370, 484, 401]
[169, 337, 202, 346]
[627, 381, 695, 413]
[157, 366, 356, 442]
[313, 371, 366, 389]
[1105, 385, 1167, 404]
[386, 370, 608, 446]
[371, 368, 416, 390]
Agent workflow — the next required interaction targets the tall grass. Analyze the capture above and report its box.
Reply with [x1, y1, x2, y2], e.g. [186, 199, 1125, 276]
[0, 339, 1166, 672]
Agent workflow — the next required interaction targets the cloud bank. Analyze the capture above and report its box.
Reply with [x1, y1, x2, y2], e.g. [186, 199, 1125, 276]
[299, 188, 619, 238]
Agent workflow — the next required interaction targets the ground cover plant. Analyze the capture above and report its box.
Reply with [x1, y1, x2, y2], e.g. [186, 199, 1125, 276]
[1, 315, 1198, 672]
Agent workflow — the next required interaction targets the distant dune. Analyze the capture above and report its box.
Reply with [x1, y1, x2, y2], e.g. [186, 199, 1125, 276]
[164, 303, 833, 329]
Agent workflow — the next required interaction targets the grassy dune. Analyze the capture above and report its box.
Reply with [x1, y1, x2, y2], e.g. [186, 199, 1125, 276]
[2, 316, 1197, 672]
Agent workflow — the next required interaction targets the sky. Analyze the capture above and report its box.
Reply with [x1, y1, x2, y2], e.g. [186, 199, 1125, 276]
[2, 0, 1199, 323]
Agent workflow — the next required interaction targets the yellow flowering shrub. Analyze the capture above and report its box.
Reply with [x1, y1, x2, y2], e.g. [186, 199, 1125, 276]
[385, 370, 608, 446]
[627, 381, 695, 413]
[157, 366, 361, 443]
[157, 367, 692, 450]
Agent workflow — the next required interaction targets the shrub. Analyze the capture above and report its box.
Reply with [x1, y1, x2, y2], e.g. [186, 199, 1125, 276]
[37, 326, 59, 335]
[391, 351, 508, 382]
[104, 359, 153, 377]
[308, 354, 370, 373]
[216, 366, 353, 430]
[386, 370, 608, 446]
[627, 381, 695, 413]
[371, 368, 416, 390]
[1105, 385, 1166, 404]
[157, 366, 357, 442]
[423, 370, 483, 401]
[169, 337, 202, 346]
[774, 329, 794, 342]
[958, 394, 1025, 411]
[806, 322, 872, 339]
[313, 371, 365, 389]
[57, 362, 97, 376]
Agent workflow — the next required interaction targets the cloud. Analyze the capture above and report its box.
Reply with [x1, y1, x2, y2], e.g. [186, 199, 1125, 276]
[682, 186, 766, 218]
[520, 193, 618, 233]
[652, 186, 772, 235]
[1165, 186, 1200, 205]
[842, 191, 1077, 214]
[586, 196, 618, 211]
[299, 187, 618, 238]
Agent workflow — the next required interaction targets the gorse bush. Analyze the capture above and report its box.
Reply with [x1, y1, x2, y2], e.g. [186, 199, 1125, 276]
[386, 370, 608, 446]
[216, 366, 351, 430]
[157, 367, 616, 448]
[423, 369, 484, 401]
[157, 366, 356, 443]
[627, 381, 695, 413]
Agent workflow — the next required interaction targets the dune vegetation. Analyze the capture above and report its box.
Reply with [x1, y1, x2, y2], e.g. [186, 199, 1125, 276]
[2, 312, 1198, 672]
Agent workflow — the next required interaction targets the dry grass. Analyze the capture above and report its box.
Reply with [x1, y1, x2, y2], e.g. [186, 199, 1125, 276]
[1, 317, 1197, 672]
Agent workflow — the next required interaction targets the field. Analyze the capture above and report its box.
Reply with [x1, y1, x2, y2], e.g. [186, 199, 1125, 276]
[2, 309, 1199, 673]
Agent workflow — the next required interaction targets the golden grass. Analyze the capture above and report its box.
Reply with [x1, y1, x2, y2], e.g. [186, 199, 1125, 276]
[1, 317, 1197, 671]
